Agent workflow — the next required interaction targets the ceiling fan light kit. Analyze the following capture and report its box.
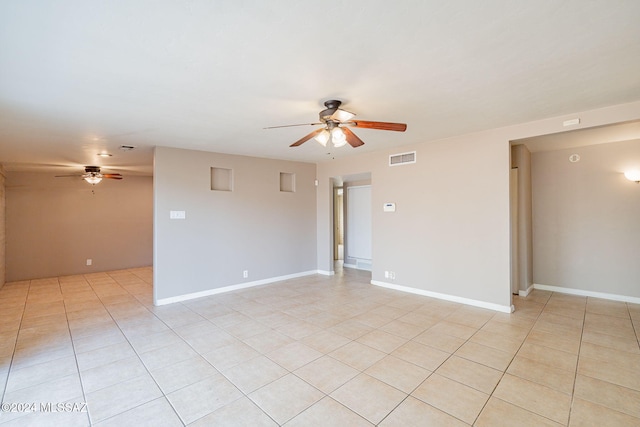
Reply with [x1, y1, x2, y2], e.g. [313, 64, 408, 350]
[84, 175, 103, 185]
[313, 122, 348, 148]
[330, 127, 347, 147]
[266, 99, 407, 149]
[315, 129, 330, 147]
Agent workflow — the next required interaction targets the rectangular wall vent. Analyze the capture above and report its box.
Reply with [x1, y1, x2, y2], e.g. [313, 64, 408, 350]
[389, 151, 416, 166]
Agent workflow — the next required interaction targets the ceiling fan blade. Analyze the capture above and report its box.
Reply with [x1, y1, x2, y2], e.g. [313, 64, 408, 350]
[350, 120, 407, 132]
[103, 174, 123, 179]
[54, 174, 81, 178]
[290, 128, 325, 147]
[342, 127, 365, 148]
[264, 123, 322, 129]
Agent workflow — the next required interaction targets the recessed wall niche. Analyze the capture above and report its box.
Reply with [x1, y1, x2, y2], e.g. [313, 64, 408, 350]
[280, 172, 295, 192]
[211, 167, 233, 191]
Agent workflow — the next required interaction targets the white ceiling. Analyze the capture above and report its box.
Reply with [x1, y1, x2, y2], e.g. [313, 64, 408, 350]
[1, 1, 640, 176]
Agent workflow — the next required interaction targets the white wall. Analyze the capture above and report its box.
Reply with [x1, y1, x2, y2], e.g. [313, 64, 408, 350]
[532, 139, 640, 298]
[5, 172, 153, 281]
[154, 147, 317, 303]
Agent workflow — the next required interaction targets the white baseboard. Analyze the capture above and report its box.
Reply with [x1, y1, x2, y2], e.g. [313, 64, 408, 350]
[155, 270, 318, 306]
[316, 270, 335, 276]
[371, 280, 514, 313]
[343, 263, 372, 272]
[533, 283, 640, 304]
[518, 284, 534, 297]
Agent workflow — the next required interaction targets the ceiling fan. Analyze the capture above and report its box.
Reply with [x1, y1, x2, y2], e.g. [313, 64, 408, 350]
[265, 100, 407, 148]
[55, 166, 123, 185]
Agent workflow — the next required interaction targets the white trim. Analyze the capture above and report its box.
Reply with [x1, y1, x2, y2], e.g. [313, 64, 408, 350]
[371, 280, 514, 313]
[343, 261, 372, 272]
[316, 270, 335, 276]
[533, 283, 640, 304]
[155, 270, 318, 305]
[518, 284, 534, 297]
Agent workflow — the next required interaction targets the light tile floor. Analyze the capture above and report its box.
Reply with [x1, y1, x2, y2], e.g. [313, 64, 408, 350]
[1, 267, 640, 426]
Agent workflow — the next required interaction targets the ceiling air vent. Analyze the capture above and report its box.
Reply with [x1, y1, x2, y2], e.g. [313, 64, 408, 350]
[389, 151, 416, 166]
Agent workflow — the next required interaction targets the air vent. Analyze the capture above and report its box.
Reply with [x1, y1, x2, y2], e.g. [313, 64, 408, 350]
[389, 151, 416, 166]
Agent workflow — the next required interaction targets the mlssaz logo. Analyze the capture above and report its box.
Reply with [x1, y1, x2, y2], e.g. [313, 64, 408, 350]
[40, 402, 88, 412]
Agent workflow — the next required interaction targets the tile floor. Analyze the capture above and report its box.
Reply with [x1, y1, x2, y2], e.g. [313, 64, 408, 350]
[1, 266, 639, 426]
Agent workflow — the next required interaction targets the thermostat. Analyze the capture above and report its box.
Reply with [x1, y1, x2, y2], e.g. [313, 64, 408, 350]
[383, 203, 396, 212]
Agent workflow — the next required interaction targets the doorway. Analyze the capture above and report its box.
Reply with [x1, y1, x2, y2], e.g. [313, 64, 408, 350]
[344, 184, 372, 270]
[331, 173, 372, 272]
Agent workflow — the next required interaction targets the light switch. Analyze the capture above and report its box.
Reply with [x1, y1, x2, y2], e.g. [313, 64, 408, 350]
[170, 210, 186, 219]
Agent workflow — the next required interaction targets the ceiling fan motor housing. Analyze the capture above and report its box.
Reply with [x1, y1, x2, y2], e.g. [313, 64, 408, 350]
[319, 100, 342, 122]
[85, 166, 101, 173]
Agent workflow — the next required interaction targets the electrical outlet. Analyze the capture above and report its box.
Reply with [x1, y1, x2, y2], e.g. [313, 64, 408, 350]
[243, 270, 248, 278]
[169, 210, 186, 219]
[390, 271, 396, 280]
[86, 259, 92, 266]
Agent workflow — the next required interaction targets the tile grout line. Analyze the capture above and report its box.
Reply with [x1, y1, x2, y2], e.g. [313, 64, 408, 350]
[210, 280, 365, 425]
[230, 291, 357, 426]
[184, 281, 410, 424]
[82, 271, 185, 426]
[58, 276, 91, 425]
[0, 278, 31, 412]
[155, 303, 272, 425]
[467, 297, 544, 426]
[628, 302, 640, 350]
[354, 299, 506, 425]
[106, 270, 264, 426]
[469, 290, 571, 426]
[564, 296, 589, 427]
[355, 301, 497, 425]
[569, 300, 640, 423]
[7, 270, 636, 426]
[405, 306, 496, 426]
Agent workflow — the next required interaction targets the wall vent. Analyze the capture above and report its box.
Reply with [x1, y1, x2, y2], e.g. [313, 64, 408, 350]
[389, 151, 416, 166]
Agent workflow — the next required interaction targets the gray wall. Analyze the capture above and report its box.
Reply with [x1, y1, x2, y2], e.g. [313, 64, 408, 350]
[5, 172, 153, 281]
[316, 102, 640, 311]
[532, 139, 640, 297]
[318, 134, 512, 310]
[154, 147, 317, 302]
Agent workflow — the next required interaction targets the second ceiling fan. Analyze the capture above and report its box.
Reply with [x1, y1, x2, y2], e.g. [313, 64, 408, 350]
[55, 166, 123, 185]
[265, 100, 407, 148]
